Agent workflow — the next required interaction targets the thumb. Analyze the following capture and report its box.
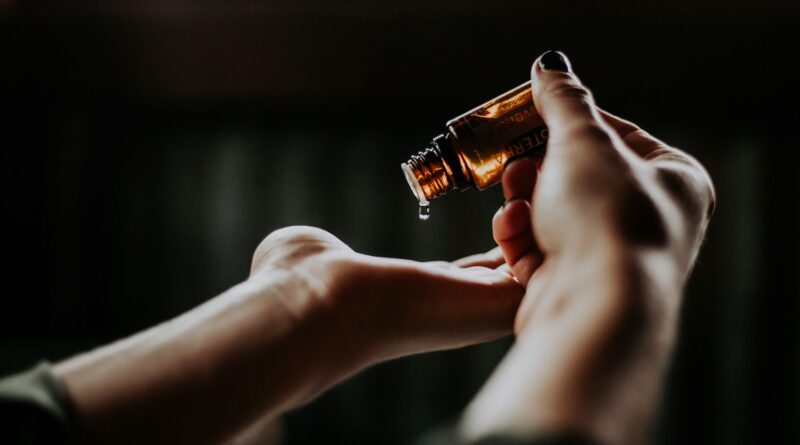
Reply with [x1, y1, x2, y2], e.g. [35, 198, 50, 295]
[531, 51, 610, 147]
[530, 51, 629, 211]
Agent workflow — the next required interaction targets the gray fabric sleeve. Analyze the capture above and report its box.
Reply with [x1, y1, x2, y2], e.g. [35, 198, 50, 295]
[0, 362, 76, 445]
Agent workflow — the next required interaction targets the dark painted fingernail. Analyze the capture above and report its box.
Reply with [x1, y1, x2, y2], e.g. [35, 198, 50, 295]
[539, 50, 571, 72]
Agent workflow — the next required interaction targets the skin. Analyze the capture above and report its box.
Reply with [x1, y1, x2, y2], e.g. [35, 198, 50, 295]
[53, 51, 714, 445]
[462, 52, 714, 444]
[54, 231, 522, 444]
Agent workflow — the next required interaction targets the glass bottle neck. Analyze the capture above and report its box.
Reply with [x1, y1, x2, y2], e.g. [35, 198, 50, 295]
[402, 133, 471, 202]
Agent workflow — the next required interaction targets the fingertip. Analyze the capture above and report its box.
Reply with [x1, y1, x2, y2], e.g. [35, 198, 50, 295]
[534, 50, 572, 74]
[492, 200, 543, 285]
[530, 50, 573, 86]
[529, 51, 602, 137]
[502, 157, 538, 201]
[453, 246, 505, 269]
[492, 199, 531, 243]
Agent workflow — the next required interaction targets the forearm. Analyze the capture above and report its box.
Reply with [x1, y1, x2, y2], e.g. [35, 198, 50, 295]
[461, 245, 682, 445]
[54, 268, 366, 445]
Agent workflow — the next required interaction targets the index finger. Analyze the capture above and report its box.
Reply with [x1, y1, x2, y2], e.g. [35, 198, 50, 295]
[597, 109, 671, 159]
[599, 109, 716, 221]
[453, 247, 506, 269]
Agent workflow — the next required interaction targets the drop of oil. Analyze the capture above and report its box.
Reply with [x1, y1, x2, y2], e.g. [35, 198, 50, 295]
[418, 203, 430, 221]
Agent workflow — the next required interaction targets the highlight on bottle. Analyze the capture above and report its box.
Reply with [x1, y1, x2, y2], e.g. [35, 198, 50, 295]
[402, 81, 548, 220]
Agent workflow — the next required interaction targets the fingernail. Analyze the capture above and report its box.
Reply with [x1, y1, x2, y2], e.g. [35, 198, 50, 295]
[539, 50, 571, 73]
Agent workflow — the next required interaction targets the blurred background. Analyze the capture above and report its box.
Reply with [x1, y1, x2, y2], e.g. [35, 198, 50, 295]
[1, 0, 799, 443]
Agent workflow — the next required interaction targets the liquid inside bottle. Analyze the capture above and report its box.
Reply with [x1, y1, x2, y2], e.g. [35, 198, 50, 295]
[402, 81, 547, 217]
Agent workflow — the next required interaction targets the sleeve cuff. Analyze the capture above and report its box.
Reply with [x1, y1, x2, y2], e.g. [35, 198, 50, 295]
[0, 362, 77, 444]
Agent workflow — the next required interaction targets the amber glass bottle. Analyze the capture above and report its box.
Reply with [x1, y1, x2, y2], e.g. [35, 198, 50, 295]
[402, 81, 547, 208]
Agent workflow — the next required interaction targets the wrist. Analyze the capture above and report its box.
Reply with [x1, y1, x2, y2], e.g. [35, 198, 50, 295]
[244, 256, 374, 401]
[467, 244, 681, 445]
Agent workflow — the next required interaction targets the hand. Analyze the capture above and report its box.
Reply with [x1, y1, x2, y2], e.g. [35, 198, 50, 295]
[493, 53, 714, 334]
[462, 51, 715, 445]
[250, 225, 523, 364]
[55, 226, 523, 445]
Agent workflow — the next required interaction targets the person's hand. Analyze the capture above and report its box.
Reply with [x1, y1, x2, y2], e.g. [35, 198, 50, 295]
[55, 226, 523, 445]
[493, 52, 714, 334]
[462, 51, 715, 445]
[250, 226, 523, 366]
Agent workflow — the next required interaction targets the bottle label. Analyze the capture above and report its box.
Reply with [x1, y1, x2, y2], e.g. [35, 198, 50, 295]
[446, 82, 549, 190]
[503, 125, 548, 158]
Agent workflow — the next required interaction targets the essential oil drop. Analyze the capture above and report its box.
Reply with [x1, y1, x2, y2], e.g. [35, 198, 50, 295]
[418, 203, 430, 221]
[401, 81, 548, 218]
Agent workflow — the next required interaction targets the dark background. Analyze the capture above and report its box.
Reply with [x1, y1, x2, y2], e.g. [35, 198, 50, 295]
[1, 1, 799, 444]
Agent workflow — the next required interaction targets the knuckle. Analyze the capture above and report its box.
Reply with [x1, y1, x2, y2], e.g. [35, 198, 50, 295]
[616, 120, 643, 136]
[565, 121, 614, 146]
[264, 225, 327, 245]
[546, 78, 595, 108]
[550, 121, 615, 151]
[622, 128, 651, 145]
[656, 162, 716, 224]
[258, 226, 308, 254]
[253, 226, 338, 269]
